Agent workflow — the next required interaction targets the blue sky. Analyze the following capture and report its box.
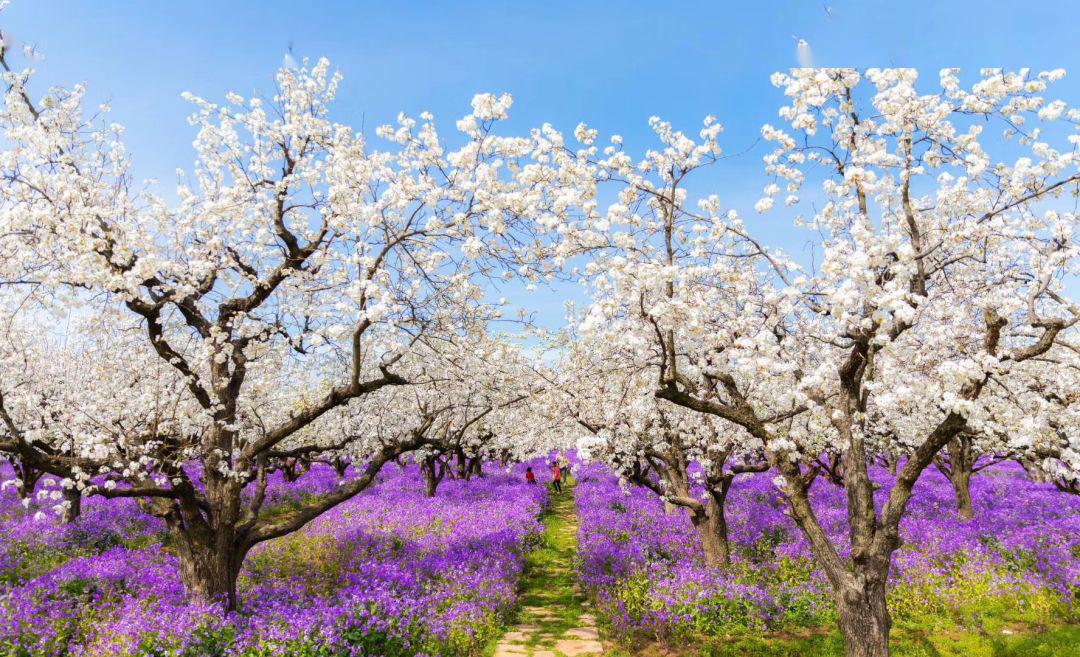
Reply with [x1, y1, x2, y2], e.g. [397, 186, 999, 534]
[4, 1, 1078, 327]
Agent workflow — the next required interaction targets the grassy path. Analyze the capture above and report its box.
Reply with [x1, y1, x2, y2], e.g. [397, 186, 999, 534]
[492, 485, 604, 657]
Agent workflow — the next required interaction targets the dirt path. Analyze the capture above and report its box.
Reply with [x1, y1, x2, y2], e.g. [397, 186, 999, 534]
[493, 484, 605, 657]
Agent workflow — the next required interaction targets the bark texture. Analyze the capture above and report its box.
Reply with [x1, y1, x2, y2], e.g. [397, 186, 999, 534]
[60, 487, 81, 523]
[421, 455, 446, 498]
[835, 573, 892, 657]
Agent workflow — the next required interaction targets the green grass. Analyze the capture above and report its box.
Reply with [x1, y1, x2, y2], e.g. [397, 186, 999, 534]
[598, 622, 1080, 657]
[483, 483, 594, 656]
[519, 486, 589, 643]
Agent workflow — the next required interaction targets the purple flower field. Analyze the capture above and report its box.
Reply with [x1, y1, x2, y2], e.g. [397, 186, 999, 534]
[573, 462, 1080, 641]
[4, 457, 1080, 656]
[0, 462, 546, 657]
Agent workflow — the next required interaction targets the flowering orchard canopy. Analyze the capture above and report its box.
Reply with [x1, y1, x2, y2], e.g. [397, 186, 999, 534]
[540, 67, 1079, 654]
[0, 41, 585, 452]
[0, 30, 584, 605]
[0, 10, 1079, 648]
[538, 68, 1078, 477]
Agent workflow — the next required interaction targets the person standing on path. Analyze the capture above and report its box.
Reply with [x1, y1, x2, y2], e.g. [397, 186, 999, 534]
[551, 461, 563, 492]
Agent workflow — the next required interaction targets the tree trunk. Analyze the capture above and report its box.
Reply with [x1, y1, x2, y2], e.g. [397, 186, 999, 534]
[884, 453, 899, 475]
[1021, 458, 1050, 483]
[164, 465, 248, 611]
[774, 439, 897, 657]
[172, 526, 247, 610]
[61, 487, 81, 523]
[13, 461, 42, 500]
[421, 456, 442, 498]
[467, 456, 484, 480]
[942, 436, 975, 519]
[454, 447, 467, 479]
[423, 469, 439, 497]
[688, 493, 730, 567]
[280, 459, 300, 482]
[835, 573, 892, 657]
[949, 466, 973, 520]
[331, 457, 349, 477]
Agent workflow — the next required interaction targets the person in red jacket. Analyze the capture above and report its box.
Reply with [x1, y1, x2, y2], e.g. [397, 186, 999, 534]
[551, 461, 563, 492]
[525, 467, 536, 484]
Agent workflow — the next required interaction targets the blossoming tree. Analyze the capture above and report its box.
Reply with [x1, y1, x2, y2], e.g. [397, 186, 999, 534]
[1001, 349, 1080, 494]
[0, 33, 569, 608]
[544, 331, 767, 566]
[551, 68, 1078, 657]
[360, 333, 537, 497]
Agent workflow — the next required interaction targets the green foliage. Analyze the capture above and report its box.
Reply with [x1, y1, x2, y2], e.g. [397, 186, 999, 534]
[0, 543, 79, 586]
[0, 519, 163, 588]
[770, 590, 835, 630]
[56, 577, 98, 599]
[740, 527, 788, 563]
[135, 622, 236, 657]
[598, 540, 1076, 655]
[605, 625, 1080, 657]
[338, 622, 414, 657]
[887, 559, 1072, 627]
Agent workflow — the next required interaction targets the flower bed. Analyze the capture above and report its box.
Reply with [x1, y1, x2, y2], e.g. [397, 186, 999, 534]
[573, 461, 1080, 640]
[0, 462, 547, 656]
